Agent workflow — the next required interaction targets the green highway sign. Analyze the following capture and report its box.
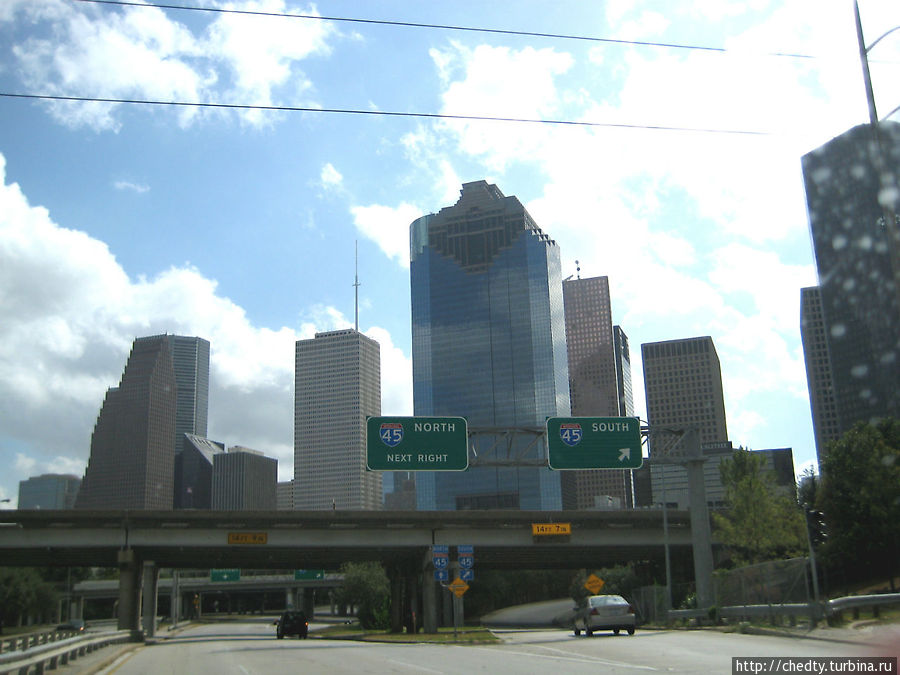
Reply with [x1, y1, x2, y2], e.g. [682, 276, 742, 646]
[366, 416, 468, 471]
[210, 568, 241, 582]
[547, 417, 643, 470]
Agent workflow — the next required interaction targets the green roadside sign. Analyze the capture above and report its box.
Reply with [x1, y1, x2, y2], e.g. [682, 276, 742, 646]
[210, 568, 241, 582]
[366, 416, 468, 471]
[547, 417, 643, 470]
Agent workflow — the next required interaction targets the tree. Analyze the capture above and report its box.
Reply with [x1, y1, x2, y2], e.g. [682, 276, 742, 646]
[0, 568, 58, 628]
[818, 418, 900, 589]
[712, 449, 806, 565]
[332, 562, 390, 630]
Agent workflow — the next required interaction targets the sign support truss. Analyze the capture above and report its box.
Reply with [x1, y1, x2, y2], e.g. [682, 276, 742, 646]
[467, 426, 547, 468]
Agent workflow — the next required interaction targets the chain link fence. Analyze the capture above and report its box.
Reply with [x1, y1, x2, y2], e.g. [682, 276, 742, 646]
[633, 558, 812, 624]
[713, 557, 811, 607]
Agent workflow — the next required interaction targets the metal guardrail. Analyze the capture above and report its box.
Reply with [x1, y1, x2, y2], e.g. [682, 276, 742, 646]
[0, 630, 133, 675]
[0, 628, 82, 655]
[666, 592, 900, 624]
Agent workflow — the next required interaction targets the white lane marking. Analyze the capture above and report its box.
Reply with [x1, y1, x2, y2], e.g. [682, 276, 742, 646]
[386, 658, 445, 673]
[466, 645, 658, 671]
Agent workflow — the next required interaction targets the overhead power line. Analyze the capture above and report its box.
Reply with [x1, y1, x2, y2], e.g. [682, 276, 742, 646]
[0, 92, 771, 136]
[73, 0, 817, 60]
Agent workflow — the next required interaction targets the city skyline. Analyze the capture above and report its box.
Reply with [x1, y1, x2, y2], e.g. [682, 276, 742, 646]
[3, 1, 897, 506]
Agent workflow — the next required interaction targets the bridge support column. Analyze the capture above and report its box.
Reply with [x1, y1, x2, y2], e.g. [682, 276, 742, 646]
[141, 561, 159, 638]
[406, 570, 419, 634]
[685, 429, 715, 611]
[389, 565, 403, 633]
[421, 550, 438, 634]
[302, 588, 315, 617]
[117, 549, 141, 633]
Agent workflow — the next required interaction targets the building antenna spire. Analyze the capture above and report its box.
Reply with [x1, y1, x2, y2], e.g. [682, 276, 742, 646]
[354, 240, 360, 332]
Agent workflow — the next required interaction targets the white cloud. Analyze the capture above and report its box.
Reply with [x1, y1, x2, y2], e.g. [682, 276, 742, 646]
[5, 0, 335, 130]
[366, 326, 413, 417]
[320, 163, 343, 188]
[430, 43, 575, 171]
[204, 0, 333, 126]
[114, 180, 150, 193]
[350, 203, 422, 268]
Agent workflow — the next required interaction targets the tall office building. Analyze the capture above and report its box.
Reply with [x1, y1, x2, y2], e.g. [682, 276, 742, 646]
[76, 335, 177, 509]
[212, 447, 277, 510]
[561, 276, 634, 509]
[294, 329, 382, 510]
[410, 180, 570, 510]
[638, 336, 729, 509]
[641, 336, 729, 448]
[801, 122, 900, 437]
[174, 434, 224, 509]
[18, 474, 81, 509]
[168, 336, 210, 459]
[800, 287, 842, 467]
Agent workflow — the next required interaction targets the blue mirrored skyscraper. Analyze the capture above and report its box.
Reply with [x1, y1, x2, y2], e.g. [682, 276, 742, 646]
[410, 181, 570, 510]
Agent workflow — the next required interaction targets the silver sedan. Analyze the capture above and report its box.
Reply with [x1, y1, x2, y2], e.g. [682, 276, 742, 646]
[572, 594, 636, 637]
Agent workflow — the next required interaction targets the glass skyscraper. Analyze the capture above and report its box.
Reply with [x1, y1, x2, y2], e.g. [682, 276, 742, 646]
[410, 180, 570, 510]
[801, 122, 900, 437]
[561, 276, 635, 509]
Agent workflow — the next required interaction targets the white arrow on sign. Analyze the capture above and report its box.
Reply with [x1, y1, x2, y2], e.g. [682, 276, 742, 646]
[618, 448, 631, 462]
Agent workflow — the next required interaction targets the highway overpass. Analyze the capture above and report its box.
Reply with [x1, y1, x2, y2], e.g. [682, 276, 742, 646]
[0, 509, 697, 634]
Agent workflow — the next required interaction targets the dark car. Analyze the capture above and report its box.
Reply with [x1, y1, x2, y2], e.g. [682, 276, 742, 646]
[275, 610, 308, 639]
[56, 619, 86, 633]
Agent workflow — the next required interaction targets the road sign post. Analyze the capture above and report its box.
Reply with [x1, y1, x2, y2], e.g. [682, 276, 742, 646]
[547, 417, 643, 469]
[366, 417, 468, 471]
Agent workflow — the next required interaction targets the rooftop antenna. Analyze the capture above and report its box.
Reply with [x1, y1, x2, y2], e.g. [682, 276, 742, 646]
[353, 241, 360, 332]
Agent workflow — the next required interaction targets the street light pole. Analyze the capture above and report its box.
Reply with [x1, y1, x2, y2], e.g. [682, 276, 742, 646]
[854, 0, 879, 126]
[853, 0, 900, 316]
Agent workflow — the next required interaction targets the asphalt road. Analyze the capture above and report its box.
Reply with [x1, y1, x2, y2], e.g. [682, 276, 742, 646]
[83, 619, 893, 675]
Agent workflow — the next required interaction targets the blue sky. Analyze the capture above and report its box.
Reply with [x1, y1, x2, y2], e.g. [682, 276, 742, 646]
[1, 0, 898, 507]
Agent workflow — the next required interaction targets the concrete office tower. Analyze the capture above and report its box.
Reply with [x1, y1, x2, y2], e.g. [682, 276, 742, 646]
[802, 122, 900, 435]
[800, 287, 842, 467]
[174, 434, 224, 509]
[168, 336, 210, 459]
[641, 336, 729, 448]
[410, 180, 570, 510]
[212, 447, 277, 510]
[276, 481, 294, 510]
[294, 329, 382, 510]
[76, 335, 176, 509]
[561, 276, 635, 509]
[18, 474, 81, 509]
